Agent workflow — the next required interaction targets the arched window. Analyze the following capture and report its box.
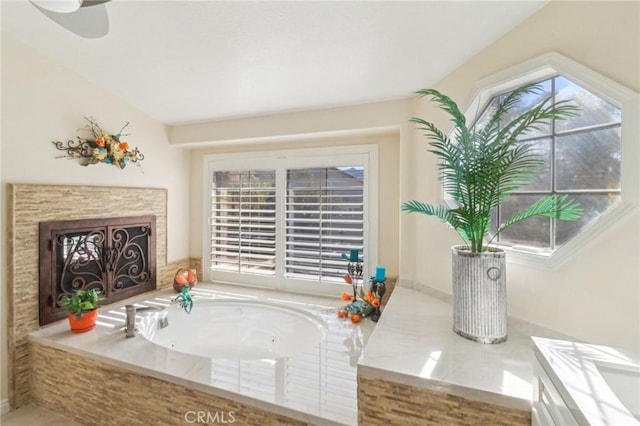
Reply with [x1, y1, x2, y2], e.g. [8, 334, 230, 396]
[463, 53, 638, 267]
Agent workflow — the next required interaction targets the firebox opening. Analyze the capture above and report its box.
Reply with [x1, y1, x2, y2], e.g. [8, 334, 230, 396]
[38, 215, 157, 325]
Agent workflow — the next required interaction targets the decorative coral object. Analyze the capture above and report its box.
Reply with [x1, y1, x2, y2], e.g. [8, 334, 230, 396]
[173, 268, 197, 292]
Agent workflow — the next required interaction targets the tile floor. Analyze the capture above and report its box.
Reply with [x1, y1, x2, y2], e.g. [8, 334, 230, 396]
[1, 403, 80, 426]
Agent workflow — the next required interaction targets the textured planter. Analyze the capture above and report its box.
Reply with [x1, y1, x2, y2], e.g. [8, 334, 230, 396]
[67, 309, 98, 333]
[451, 245, 507, 344]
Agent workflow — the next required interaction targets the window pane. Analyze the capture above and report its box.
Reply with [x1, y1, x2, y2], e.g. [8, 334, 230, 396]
[286, 166, 364, 281]
[555, 76, 621, 131]
[555, 127, 621, 190]
[473, 97, 500, 134]
[210, 170, 276, 275]
[500, 79, 552, 139]
[518, 138, 551, 191]
[497, 195, 551, 248]
[555, 193, 620, 246]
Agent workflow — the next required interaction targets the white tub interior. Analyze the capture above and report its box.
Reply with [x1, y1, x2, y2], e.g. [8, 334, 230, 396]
[139, 299, 327, 360]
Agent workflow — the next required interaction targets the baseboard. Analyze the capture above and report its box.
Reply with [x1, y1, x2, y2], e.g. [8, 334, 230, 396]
[400, 279, 453, 303]
[0, 399, 10, 415]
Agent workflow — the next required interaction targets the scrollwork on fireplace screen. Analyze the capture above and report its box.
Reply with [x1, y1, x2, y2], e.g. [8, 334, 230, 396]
[39, 215, 156, 325]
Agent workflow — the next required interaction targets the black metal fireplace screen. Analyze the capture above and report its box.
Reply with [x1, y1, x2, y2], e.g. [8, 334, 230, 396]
[39, 215, 156, 325]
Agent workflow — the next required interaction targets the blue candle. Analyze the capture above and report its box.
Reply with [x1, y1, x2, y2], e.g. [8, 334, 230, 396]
[349, 249, 359, 262]
[375, 266, 386, 282]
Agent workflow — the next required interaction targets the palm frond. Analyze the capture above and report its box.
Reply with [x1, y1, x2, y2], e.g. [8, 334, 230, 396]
[491, 195, 583, 242]
[415, 89, 473, 148]
[401, 200, 469, 242]
[404, 83, 583, 252]
[415, 89, 467, 131]
[499, 97, 580, 143]
[476, 82, 545, 142]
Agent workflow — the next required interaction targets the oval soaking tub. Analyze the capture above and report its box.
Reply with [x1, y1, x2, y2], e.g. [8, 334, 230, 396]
[139, 299, 327, 360]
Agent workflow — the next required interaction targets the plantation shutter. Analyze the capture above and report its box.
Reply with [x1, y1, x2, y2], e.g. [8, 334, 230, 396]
[285, 167, 364, 281]
[209, 170, 276, 275]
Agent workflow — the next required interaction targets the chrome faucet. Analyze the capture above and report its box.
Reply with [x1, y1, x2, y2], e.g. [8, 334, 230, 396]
[125, 305, 168, 338]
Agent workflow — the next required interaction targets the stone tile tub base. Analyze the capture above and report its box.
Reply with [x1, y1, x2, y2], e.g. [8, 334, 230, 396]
[30, 342, 308, 426]
[358, 374, 530, 425]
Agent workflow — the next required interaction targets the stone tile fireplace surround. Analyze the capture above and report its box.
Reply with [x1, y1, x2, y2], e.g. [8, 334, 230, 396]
[6, 184, 196, 409]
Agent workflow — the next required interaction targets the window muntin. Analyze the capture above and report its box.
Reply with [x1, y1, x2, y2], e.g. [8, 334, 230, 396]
[475, 75, 622, 252]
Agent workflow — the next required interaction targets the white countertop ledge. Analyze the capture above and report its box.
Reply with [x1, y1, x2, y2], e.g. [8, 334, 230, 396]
[532, 336, 640, 425]
[358, 286, 570, 411]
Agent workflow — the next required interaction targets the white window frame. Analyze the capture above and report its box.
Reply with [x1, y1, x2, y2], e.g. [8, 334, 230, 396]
[202, 145, 378, 296]
[457, 52, 639, 269]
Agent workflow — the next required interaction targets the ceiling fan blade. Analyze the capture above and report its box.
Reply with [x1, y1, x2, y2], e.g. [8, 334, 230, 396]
[80, 0, 111, 8]
[30, 0, 83, 14]
[33, 1, 110, 38]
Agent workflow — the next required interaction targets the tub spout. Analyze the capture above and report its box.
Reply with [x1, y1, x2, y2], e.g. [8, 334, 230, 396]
[125, 305, 167, 338]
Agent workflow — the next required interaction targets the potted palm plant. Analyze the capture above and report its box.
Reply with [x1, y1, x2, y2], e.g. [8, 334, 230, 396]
[402, 83, 583, 344]
[59, 289, 105, 333]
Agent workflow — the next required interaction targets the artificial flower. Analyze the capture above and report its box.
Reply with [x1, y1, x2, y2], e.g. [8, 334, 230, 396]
[92, 148, 107, 161]
[52, 117, 144, 170]
[364, 290, 375, 302]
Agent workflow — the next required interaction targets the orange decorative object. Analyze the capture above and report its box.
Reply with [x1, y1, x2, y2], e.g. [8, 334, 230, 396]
[119, 142, 129, 150]
[173, 268, 197, 292]
[341, 292, 354, 301]
[337, 309, 348, 318]
[363, 290, 375, 302]
[343, 274, 352, 284]
[350, 314, 361, 323]
[68, 309, 98, 333]
[372, 299, 380, 308]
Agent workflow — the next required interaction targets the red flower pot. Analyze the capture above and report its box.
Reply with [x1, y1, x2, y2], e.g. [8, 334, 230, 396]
[67, 309, 98, 333]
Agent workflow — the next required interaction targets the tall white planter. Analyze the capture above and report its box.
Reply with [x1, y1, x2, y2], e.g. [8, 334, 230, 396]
[451, 245, 507, 344]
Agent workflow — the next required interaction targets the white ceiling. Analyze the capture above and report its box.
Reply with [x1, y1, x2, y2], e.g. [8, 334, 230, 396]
[1, 1, 547, 125]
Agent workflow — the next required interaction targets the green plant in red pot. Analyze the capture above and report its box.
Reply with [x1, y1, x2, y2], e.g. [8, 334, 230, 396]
[59, 289, 105, 333]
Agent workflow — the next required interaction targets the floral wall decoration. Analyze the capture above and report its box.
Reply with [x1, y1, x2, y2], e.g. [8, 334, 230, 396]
[52, 117, 145, 170]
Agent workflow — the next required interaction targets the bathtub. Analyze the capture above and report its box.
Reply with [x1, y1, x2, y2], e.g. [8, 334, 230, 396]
[139, 299, 327, 360]
[29, 284, 374, 425]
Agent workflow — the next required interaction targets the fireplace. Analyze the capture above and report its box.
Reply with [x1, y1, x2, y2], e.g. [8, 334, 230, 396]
[38, 215, 157, 325]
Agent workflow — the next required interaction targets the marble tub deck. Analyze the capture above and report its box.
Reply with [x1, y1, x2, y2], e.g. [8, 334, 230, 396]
[359, 286, 572, 423]
[29, 283, 376, 426]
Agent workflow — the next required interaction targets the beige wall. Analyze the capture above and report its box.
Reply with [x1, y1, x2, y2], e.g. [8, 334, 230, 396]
[174, 98, 415, 286]
[0, 35, 191, 403]
[410, 0, 640, 350]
